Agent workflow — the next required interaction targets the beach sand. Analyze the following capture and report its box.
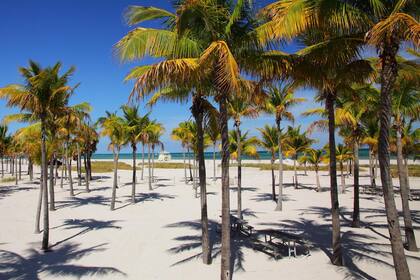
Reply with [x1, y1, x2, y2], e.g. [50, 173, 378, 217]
[0, 160, 419, 279]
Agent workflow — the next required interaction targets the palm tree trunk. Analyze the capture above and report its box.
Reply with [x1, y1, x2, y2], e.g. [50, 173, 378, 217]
[87, 152, 92, 180]
[219, 96, 231, 280]
[193, 105, 211, 264]
[77, 143, 82, 186]
[369, 147, 375, 188]
[66, 142, 74, 196]
[235, 123, 242, 219]
[34, 171, 43, 234]
[29, 157, 33, 181]
[187, 146, 193, 181]
[49, 154, 55, 211]
[326, 92, 342, 266]
[316, 169, 321, 192]
[213, 143, 217, 181]
[60, 156, 64, 188]
[352, 141, 360, 228]
[396, 128, 417, 251]
[132, 143, 137, 203]
[141, 144, 145, 181]
[148, 144, 152, 190]
[193, 156, 197, 197]
[111, 147, 119, 210]
[183, 148, 187, 183]
[404, 157, 411, 199]
[84, 153, 90, 192]
[340, 162, 345, 193]
[293, 156, 298, 189]
[271, 157, 276, 201]
[152, 146, 155, 179]
[41, 120, 49, 251]
[19, 156, 22, 180]
[15, 156, 18, 185]
[378, 39, 411, 279]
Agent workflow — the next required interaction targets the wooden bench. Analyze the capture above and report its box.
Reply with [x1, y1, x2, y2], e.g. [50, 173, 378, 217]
[218, 214, 254, 236]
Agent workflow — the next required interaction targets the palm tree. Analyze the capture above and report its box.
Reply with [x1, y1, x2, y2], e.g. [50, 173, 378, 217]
[258, 125, 279, 201]
[205, 118, 220, 181]
[284, 126, 314, 189]
[117, 1, 265, 276]
[228, 130, 259, 219]
[391, 77, 419, 251]
[0, 125, 11, 178]
[98, 112, 127, 211]
[122, 105, 150, 203]
[228, 96, 259, 219]
[264, 83, 305, 210]
[0, 61, 75, 251]
[172, 121, 194, 183]
[258, 1, 418, 276]
[302, 148, 325, 192]
[149, 123, 165, 181]
[334, 144, 353, 194]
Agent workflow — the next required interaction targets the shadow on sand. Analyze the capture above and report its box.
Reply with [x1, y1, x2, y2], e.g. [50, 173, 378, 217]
[0, 242, 126, 279]
[51, 219, 122, 248]
[0, 185, 36, 200]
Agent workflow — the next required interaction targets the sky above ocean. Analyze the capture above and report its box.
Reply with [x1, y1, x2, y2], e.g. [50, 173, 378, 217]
[0, 0, 366, 153]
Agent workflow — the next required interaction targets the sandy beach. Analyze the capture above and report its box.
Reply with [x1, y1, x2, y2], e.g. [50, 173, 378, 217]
[1, 161, 419, 279]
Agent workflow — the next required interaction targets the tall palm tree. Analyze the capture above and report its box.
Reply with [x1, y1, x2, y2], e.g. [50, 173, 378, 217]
[258, 125, 279, 201]
[228, 96, 259, 219]
[284, 126, 314, 188]
[98, 112, 127, 211]
[264, 82, 305, 210]
[258, 1, 418, 277]
[116, 2, 264, 273]
[0, 61, 75, 251]
[391, 77, 419, 251]
[122, 105, 150, 203]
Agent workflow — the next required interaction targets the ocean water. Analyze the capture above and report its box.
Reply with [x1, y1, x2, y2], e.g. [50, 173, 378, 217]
[93, 148, 372, 160]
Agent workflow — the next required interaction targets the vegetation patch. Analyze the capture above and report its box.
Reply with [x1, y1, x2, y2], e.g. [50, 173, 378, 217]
[72, 161, 132, 173]
[0, 177, 16, 183]
[361, 164, 420, 178]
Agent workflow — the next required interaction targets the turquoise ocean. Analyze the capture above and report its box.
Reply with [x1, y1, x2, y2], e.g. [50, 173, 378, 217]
[92, 148, 373, 160]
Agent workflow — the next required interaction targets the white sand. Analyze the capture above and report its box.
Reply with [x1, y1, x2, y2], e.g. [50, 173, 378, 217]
[0, 161, 419, 279]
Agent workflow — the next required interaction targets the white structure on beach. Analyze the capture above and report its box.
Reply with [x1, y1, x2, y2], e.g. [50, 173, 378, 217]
[158, 151, 171, 161]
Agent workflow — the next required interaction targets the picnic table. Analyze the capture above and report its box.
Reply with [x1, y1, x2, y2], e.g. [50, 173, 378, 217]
[258, 229, 310, 258]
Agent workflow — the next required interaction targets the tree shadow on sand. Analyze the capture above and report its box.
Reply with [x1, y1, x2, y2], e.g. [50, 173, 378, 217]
[292, 207, 420, 279]
[0, 242, 126, 279]
[229, 186, 257, 192]
[51, 219, 122, 248]
[0, 185, 36, 200]
[55, 195, 112, 210]
[137, 192, 176, 203]
[165, 219, 259, 276]
[251, 193, 294, 202]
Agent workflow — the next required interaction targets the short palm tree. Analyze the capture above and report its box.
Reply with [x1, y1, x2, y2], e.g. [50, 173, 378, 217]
[264, 82, 305, 210]
[98, 112, 127, 211]
[122, 105, 150, 203]
[205, 118, 220, 181]
[258, 125, 279, 202]
[228, 130, 259, 219]
[334, 144, 353, 194]
[284, 126, 314, 189]
[172, 121, 194, 183]
[302, 148, 325, 192]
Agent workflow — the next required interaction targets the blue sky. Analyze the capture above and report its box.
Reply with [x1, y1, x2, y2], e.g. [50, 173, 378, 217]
[0, 0, 327, 153]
